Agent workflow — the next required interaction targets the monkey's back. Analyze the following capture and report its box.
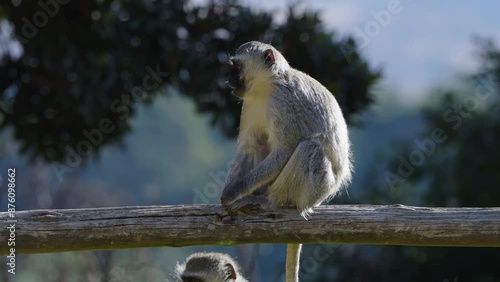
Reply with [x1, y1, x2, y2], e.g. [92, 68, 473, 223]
[270, 68, 352, 186]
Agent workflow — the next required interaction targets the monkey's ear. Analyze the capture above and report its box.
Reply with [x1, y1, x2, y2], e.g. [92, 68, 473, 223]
[224, 263, 238, 280]
[263, 49, 276, 66]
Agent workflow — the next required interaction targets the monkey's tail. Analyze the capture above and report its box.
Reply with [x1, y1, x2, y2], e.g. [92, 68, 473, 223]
[286, 243, 302, 282]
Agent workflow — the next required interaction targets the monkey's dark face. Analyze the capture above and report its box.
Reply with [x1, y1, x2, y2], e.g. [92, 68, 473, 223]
[227, 59, 246, 97]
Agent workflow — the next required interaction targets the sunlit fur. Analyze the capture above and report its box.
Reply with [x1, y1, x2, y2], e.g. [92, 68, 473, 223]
[224, 41, 352, 282]
[226, 41, 352, 216]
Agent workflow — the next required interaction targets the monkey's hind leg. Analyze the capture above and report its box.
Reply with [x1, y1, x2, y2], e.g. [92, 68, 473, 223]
[268, 137, 335, 216]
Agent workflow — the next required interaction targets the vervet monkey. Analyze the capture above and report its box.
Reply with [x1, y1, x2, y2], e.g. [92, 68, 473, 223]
[176, 252, 248, 282]
[221, 41, 352, 282]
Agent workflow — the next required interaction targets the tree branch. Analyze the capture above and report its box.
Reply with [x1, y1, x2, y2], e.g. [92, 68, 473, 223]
[1, 204, 499, 255]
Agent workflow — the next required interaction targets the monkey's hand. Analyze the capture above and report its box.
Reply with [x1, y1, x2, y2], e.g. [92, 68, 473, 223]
[224, 195, 270, 214]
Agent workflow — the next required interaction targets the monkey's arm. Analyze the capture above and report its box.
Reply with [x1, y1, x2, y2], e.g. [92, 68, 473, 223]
[221, 149, 291, 206]
[225, 150, 254, 187]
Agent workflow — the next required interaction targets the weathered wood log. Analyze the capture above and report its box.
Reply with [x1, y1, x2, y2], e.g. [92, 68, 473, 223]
[1, 204, 499, 254]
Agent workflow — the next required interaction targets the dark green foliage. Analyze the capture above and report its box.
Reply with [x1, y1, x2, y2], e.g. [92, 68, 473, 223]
[0, 0, 379, 162]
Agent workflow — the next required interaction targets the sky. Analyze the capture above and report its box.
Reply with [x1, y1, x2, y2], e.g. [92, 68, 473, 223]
[239, 0, 500, 104]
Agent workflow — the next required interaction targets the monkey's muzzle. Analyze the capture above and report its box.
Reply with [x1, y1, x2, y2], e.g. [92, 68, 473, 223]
[227, 61, 246, 97]
[227, 82, 246, 97]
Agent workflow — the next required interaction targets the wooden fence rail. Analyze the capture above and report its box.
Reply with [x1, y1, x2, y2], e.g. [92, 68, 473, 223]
[1, 204, 500, 254]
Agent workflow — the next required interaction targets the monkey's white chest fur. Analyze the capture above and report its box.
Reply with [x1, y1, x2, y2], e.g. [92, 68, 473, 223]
[239, 94, 271, 150]
[236, 63, 276, 151]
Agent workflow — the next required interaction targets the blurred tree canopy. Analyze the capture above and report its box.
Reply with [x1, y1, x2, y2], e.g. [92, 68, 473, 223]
[0, 0, 380, 163]
[385, 39, 500, 208]
[313, 40, 500, 282]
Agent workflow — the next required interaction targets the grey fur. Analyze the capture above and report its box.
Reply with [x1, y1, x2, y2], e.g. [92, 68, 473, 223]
[222, 41, 351, 214]
[221, 41, 352, 282]
[176, 252, 248, 282]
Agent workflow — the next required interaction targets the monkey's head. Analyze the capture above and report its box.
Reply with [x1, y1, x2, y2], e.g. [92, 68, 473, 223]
[227, 41, 289, 98]
[175, 252, 246, 282]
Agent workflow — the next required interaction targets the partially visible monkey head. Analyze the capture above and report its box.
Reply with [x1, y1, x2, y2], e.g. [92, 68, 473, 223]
[227, 41, 289, 98]
[175, 252, 248, 282]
